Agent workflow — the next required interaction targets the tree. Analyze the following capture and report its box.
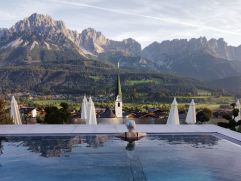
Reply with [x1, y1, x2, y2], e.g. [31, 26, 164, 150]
[60, 102, 68, 110]
[0, 98, 12, 124]
[230, 103, 236, 109]
[196, 108, 212, 124]
[218, 104, 241, 131]
[59, 102, 71, 123]
[44, 102, 71, 124]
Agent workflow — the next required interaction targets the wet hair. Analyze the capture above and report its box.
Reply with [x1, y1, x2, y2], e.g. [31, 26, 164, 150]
[126, 120, 136, 130]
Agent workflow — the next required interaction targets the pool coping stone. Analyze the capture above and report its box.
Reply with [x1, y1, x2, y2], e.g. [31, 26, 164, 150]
[0, 124, 241, 143]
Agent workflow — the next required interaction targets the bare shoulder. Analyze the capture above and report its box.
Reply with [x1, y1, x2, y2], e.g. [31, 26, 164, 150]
[116, 133, 125, 138]
[138, 132, 146, 138]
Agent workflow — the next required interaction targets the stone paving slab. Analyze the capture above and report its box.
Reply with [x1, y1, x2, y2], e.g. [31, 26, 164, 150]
[0, 124, 241, 142]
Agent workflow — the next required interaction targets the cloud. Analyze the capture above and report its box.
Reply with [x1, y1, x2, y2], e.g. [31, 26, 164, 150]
[50, 0, 241, 36]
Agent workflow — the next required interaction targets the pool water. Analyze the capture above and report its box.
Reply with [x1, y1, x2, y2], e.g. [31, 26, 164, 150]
[0, 134, 241, 181]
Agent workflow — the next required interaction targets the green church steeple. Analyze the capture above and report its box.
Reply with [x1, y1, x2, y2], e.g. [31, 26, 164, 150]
[115, 62, 123, 118]
[116, 62, 122, 98]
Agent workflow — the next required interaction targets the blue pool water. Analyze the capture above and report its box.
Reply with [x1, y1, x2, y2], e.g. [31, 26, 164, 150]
[0, 134, 241, 181]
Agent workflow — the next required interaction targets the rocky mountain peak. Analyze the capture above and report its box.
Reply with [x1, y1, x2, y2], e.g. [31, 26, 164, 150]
[0, 28, 6, 38]
[0, 13, 142, 61]
[2, 13, 241, 82]
[79, 29, 141, 56]
[10, 13, 67, 34]
[82, 28, 98, 34]
[81, 28, 107, 43]
[79, 28, 108, 54]
[122, 38, 138, 44]
[143, 36, 241, 61]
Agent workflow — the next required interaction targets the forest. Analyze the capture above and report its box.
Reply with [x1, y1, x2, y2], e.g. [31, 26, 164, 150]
[0, 61, 221, 103]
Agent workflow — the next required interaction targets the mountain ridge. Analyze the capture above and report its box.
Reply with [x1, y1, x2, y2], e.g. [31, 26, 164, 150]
[0, 13, 141, 64]
[1, 13, 241, 83]
[142, 37, 241, 80]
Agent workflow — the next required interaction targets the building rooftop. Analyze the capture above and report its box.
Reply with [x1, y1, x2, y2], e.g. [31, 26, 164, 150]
[99, 108, 116, 118]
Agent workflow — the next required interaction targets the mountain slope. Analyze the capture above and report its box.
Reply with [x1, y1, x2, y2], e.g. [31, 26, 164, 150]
[0, 13, 89, 64]
[1, 13, 241, 82]
[79, 28, 141, 56]
[142, 38, 241, 80]
[208, 76, 241, 95]
[0, 63, 216, 101]
[0, 13, 141, 65]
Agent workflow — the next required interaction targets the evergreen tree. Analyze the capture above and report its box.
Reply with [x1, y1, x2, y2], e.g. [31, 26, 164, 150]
[0, 98, 12, 124]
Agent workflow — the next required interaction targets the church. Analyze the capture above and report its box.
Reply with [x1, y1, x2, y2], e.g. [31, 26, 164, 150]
[98, 63, 123, 122]
[115, 62, 123, 118]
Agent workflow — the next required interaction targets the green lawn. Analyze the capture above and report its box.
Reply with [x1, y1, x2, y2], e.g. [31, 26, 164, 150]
[34, 99, 68, 105]
[125, 79, 159, 86]
[31, 94, 235, 111]
[89, 75, 102, 81]
[176, 95, 234, 110]
[178, 103, 221, 110]
[197, 89, 212, 96]
[33, 99, 80, 109]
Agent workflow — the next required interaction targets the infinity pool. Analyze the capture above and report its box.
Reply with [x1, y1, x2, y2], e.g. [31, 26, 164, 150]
[0, 134, 241, 181]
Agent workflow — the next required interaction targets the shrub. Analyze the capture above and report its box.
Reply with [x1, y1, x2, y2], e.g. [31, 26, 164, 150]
[218, 104, 241, 131]
[196, 108, 212, 124]
[44, 102, 71, 124]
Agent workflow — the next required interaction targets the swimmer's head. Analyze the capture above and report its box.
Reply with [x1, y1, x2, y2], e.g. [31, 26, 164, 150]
[126, 120, 136, 131]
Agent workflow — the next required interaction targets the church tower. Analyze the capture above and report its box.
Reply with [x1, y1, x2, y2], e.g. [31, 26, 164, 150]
[115, 62, 123, 118]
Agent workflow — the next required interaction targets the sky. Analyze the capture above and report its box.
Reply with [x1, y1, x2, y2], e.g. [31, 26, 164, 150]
[0, 0, 241, 48]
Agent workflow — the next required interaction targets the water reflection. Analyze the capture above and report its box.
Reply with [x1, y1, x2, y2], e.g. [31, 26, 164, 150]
[126, 141, 135, 151]
[0, 135, 108, 158]
[0, 137, 7, 156]
[0, 134, 220, 158]
[149, 134, 219, 148]
[124, 140, 147, 181]
[85, 135, 108, 148]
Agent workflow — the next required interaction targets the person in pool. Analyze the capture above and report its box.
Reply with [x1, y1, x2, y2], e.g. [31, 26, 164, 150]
[119, 120, 146, 142]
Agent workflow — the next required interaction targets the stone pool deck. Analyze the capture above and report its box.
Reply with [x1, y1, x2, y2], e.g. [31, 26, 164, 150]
[0, 124, 241, 142]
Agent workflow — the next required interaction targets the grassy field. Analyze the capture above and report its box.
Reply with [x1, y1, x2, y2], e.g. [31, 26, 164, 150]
[177, 103, 221, 110]
[197, 89, 212, 96]
[31, 95, 235, 111]
[176, 95, 234, 110]
[34, 99, 70, 106]
[33, 99, 80, 109]
[125, 79, 159, 86]
[89, 75, 102, 81]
